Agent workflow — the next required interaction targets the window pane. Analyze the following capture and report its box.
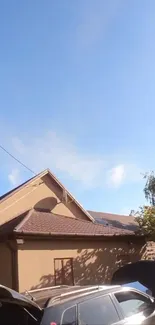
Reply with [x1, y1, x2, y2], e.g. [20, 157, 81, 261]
[41, 305, 76, 325]
[54, 258, 74, 286]
[79, 295, 119, 325]
[115, 291, 152, 318]
[62, 306, 76, 325]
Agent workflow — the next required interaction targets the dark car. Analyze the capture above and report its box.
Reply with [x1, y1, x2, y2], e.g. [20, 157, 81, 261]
[1, 283, 155, 325]
[111, 260, 155, 297]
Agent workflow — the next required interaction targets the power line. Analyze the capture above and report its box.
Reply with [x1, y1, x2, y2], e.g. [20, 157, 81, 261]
[0, 144, 36, 175]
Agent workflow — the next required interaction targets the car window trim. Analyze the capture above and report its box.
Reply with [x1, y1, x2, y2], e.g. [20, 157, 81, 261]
[109, 293, 125, 321]
[60, 304, 77, 325]
[112, 288, 153, 320]
[112, 287, 151, 299]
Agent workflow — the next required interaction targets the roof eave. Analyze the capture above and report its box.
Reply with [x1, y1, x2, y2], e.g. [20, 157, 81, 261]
[13, 230, 145, 241]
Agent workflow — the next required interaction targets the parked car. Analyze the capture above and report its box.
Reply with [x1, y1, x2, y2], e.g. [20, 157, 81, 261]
[1, 283, 155, 325]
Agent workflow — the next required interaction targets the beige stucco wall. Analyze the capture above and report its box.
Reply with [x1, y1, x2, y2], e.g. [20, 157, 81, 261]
[0, 174, 88, 226]
[18, 239, 146, 292]
[0, 243, 12, 288]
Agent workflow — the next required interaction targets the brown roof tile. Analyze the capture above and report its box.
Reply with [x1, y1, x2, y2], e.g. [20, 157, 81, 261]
[88, 210, 138, 231]
[13, 209, 136, 237]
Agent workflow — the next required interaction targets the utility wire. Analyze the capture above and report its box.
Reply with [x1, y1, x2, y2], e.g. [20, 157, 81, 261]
[0, 144, 36, 175]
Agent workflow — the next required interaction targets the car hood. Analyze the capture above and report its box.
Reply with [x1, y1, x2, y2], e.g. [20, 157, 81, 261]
[0, 284, 43, 317]
[111, 260, 155, 297]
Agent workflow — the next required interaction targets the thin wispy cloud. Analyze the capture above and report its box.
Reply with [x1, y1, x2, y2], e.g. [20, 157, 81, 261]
[76, 0, 124, 49]
[5, 130, 143, 190]
[108, 164, 125, 188]
[8, 168, 21, 186]
[11, 132, 105, 188]
[107, 163, 143, 189]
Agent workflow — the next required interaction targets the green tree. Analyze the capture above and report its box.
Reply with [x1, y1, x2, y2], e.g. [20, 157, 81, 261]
[143, 171, 155, 206]
[134, 172, 155, 240]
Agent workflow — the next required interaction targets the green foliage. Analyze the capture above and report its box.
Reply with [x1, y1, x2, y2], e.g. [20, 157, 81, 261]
[143, 171, 155, 205]
[135, 172, 155, 240]
[135, 206, 155, 240]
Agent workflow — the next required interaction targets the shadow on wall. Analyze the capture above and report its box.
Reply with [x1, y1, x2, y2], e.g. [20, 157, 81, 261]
[30, 244, 146, 290]
[31, 274, 55, 290]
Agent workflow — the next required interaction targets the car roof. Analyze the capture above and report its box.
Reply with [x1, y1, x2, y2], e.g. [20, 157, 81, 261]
[45, 285, 121, 307]
[27, 285, 121, 308]
[46, 285, 150, 308]
[30, 284, 149, 309]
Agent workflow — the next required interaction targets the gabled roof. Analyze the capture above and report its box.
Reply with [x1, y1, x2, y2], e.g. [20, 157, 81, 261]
[0, 169, 94, 222]
[0, 209, 138, 238]
[88, 210, 138, 231]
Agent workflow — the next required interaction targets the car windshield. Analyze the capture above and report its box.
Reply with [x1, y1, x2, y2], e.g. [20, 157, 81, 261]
[0, 301, 41, 325]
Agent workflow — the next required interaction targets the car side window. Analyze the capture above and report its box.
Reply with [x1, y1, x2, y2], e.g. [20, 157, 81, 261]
[41, 304, 76, 325]
[114, 290, 152, 318]
[61, 305, 76, 325]
[78, 294, 120, 325]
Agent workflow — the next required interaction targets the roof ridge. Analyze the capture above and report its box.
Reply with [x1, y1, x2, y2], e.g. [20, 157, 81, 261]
[47, 170, 94, 223]
[15, 209, 34, 231]
[87, 210, 130, 217]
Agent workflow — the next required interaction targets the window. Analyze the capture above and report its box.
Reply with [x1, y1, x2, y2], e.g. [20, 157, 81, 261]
[41, 304, 76, 325]
[61, 306, 76, 325]
[54, 258, 74, 286]
[78, 295, 119, 325]
[115, 291, 152, 318]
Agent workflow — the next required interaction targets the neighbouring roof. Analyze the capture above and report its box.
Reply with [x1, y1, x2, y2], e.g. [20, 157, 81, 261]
[88, 210, 138, 232]
[0, 209, 139, 238]
[0, 169, 94, 223]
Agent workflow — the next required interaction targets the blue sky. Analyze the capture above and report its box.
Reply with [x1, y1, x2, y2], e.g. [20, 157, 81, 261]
[0, 0, 155, 214]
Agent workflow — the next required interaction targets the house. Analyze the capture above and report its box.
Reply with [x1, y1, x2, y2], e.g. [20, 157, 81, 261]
[0, 169, 146, 293]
